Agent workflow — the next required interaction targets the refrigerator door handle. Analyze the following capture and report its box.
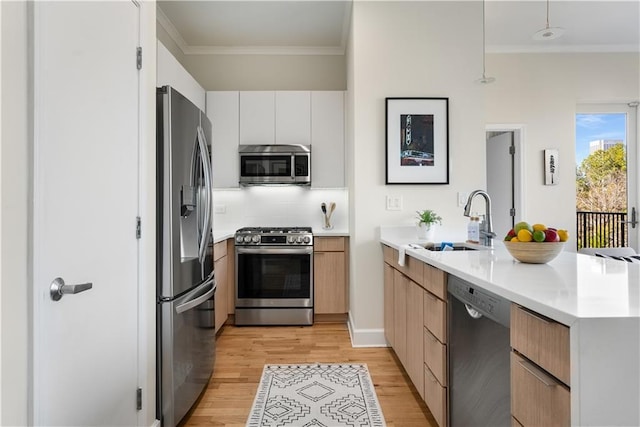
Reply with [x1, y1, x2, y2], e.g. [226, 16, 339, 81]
[196, 125, 213, 267]
[175, 274, 216, 315]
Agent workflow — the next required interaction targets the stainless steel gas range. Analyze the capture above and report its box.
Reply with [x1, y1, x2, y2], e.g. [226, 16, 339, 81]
[234, 226, 313, 326]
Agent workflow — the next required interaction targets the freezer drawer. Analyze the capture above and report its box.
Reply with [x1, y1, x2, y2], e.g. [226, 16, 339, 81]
[158, 281, 216, 427]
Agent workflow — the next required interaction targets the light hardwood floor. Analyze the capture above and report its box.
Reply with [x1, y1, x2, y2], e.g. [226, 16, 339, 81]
[180, 323, 436, 427]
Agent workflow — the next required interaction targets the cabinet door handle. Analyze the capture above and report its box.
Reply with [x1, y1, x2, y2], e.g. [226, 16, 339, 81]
[518, 305, 551, 324]
[518, 358, 557, 387]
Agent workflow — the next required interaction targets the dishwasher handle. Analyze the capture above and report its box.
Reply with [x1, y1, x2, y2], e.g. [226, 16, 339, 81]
[465, 303, 483, 319]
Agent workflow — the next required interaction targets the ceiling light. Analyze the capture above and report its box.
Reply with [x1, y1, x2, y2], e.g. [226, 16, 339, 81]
[533, 0, 565, 41]
[476, 0, 495, 84]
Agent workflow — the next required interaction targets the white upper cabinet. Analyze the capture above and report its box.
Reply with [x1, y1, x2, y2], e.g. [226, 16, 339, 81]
[208, 90, 345, 188]
[275, 91, 311, 145]
[206, 91, 240, 188]
[239, 91, 275, 145]
[311, 91, 345, 188]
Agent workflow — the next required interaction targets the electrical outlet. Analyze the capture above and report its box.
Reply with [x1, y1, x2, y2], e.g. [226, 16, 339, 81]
[457, 192, 468, 208]
[386, 196, 403, 211]
[214, 204, 227, 214]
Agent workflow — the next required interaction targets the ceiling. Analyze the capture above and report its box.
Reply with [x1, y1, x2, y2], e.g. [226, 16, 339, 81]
[157, 1, 640, 55]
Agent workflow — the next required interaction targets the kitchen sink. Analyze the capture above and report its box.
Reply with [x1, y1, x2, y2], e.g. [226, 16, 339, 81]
[422, 242, 479, 251]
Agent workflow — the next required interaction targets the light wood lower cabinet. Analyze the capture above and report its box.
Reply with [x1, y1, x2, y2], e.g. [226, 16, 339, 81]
[424, 365, 447, 427]
[383, 244, 447, 426]
[511, 352, 570, 427]
[314, 236, 348, 315]
[511, 303, 570, 427]
[213, 240, 229, 332]
[392, 269, 408, 364]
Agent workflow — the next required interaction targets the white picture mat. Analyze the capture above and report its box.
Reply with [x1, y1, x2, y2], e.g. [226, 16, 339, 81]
[386, 98, 449, 184]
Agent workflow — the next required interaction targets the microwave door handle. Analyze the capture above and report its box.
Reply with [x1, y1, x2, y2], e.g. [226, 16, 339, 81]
[291, 154, 295, 180]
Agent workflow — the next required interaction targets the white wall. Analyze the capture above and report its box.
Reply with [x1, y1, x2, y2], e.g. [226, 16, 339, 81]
[0, 2, 29, 424]
[485, 52, 640, 249]
[348, 1, 486, 342]
[157, 41, 206, 111]
[182, 54, 347, 91]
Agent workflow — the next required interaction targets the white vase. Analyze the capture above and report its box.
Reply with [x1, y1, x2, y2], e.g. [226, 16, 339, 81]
[418, 223, 436, 241]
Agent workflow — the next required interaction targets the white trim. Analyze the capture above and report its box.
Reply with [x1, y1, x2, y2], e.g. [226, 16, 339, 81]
[347, 313, 388, 348]
[155, 6, 189, 54]
[487, 44, 640, 54]
[184, 45, 345, 56]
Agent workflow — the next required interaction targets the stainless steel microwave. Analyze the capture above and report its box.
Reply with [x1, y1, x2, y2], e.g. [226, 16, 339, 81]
[239, 144, 311, 186]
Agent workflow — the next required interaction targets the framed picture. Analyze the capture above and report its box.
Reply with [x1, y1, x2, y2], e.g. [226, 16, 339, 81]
[385, 97, 449, 184]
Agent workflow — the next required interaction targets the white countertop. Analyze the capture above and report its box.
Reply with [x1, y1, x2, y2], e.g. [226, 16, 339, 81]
[380, 226, 640, 326]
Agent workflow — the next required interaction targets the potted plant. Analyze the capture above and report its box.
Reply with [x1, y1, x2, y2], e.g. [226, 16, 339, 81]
[416, 209, 442, 241]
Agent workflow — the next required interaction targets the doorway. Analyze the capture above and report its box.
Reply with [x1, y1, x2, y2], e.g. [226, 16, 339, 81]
[576, 103, 638, 250]
[486, 125, 524, 237]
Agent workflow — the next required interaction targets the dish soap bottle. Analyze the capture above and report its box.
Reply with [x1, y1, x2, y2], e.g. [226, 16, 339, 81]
[467, 213, 480, 244]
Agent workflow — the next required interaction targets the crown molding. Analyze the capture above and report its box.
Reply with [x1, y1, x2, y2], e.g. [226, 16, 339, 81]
[156, 7, 189, 54]
[184, 45, 345, 56]
[487, 44, 640, 54]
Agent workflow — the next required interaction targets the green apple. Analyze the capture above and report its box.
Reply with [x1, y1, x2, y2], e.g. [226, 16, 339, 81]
[514, 221, 533, 234]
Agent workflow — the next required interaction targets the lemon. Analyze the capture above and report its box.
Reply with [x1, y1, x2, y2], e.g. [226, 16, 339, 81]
[517, 229, 533, 242]
[558, 229, 569, 242]
[510, 236, 520, 242]
[532, 223, 547, 232]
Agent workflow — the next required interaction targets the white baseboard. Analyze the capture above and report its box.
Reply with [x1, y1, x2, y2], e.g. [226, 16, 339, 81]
[347, 313, 389, 347]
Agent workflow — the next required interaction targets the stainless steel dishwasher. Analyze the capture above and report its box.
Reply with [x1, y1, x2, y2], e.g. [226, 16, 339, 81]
[448, 275, 511, 426]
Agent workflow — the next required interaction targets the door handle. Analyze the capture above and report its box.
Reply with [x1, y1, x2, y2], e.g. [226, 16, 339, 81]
[619, 207, 637, 229]
[50, 277, 93, 301]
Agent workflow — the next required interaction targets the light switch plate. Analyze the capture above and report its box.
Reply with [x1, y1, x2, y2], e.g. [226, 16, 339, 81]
[457, 192, 468, 208]
[386, 196, 403, 211]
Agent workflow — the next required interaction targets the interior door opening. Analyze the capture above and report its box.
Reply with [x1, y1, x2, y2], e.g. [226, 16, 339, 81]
[486, 126, 524, 237]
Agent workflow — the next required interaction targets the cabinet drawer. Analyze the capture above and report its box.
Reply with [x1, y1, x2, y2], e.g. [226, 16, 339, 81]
[213, 240, 227, 262]
[424, 291, 446, 343]
[424, 365, 447, 427]
[511, 304, 570, 385]
[382, 245, 424, 285]
[511, 352, 570, 427]
[424, 328, 447, 386]
[424, 264, 446, 300]
[315, 236, 345, 252]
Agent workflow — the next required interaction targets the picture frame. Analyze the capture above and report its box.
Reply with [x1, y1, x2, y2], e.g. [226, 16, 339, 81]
[544, 148, 559, 185]
[385, 97, 449, 184]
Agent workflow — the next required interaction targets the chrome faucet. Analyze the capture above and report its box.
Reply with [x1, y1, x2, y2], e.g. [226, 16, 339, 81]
[464, 190, 496, 247]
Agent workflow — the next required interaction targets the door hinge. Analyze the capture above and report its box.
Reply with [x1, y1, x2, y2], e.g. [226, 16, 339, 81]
[136, 47, 142, 70]
[509, 145, 515, 155]
[510, 208, 516, 217]
[136, 216, 141, 239]
[136, 387, 142, 411]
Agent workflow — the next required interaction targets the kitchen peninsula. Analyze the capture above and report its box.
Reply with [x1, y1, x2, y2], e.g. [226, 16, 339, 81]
[380, 226, 640, 427]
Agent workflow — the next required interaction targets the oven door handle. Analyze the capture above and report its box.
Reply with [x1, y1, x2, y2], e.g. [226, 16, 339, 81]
[236, 247, 313, 255]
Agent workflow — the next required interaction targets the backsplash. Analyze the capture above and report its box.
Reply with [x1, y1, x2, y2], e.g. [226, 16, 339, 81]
[212, 187, 349, 232]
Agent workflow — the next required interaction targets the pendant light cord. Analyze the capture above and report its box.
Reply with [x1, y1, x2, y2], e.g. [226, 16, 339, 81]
[546, 0, 551, 29]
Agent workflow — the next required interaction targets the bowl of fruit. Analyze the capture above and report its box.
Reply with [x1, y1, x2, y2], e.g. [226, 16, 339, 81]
[503, 222, 568, 264]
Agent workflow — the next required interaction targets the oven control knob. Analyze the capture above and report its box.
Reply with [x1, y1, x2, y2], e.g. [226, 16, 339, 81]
[287, 236, 295, 244]
[303, 236, 311, 244]
[235, 235, 243, 243]
[252, 235, 260, 243]
[243, 236, 252, 243]
[296, 236, 303, 243]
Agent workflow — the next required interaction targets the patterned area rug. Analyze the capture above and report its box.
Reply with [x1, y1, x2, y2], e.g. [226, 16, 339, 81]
[246, 363, 387, 427]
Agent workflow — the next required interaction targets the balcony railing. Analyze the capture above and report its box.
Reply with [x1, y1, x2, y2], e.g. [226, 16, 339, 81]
[576, 211, 628, 250]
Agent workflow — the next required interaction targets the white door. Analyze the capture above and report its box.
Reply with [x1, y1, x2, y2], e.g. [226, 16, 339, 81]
[576, 103, 638, 250]
[486, 126, 524, 236]
[32, 2, 141, 425]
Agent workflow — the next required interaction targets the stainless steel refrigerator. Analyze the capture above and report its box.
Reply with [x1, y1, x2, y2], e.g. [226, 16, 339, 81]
[156, 86, 215, 427]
